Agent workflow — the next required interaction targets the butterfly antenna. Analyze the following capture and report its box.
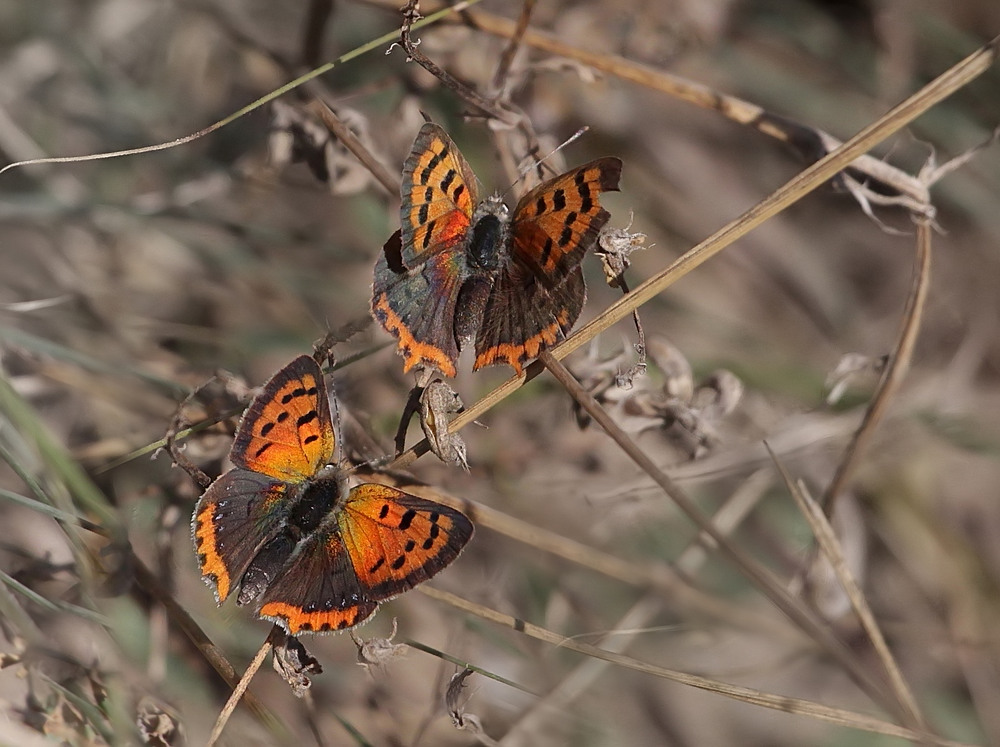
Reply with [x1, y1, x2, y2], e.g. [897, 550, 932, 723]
[501, 126, 589, 197]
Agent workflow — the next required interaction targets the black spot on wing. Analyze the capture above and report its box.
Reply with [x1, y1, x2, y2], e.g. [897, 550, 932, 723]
[398, 509, 416, 530]
[539, 237, 554, 268]
[421, 220, 436, 250]
[440, 169, 456, 195]
[420, 150, 444, 184]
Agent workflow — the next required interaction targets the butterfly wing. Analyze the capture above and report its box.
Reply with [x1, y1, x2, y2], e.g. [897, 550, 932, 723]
[473, 158, 622, 372]
[509, 157, 622, 282]
[372, 123, 481, 377]
[192, 469, 291, 603]
[372, 233, 468, 377]
[339, 483, 473, 600]
[229, 355, 335, 482]
[474, 264, 587, 373]
[255, 530, 379, 634]
[397, 122, 479, 266]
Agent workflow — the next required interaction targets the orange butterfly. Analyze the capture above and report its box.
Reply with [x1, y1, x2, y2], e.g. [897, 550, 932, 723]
[192, 355, 473, 634]
[372, 122, 622, 377]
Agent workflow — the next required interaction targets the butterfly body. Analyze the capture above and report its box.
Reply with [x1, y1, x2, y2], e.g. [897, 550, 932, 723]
[373, 122, 622, 377]
[192, 356, 473, 633]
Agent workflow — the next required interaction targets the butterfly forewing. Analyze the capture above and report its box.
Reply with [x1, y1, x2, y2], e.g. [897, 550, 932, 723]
[192, 469, 290, 603]
[510, 157, 622, 282]
[399, 123, 480, 265]
[338, 484, 473, 599]
[230, 355, 335, 482]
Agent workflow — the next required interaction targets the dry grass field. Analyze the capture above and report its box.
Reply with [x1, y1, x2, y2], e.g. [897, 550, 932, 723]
[1, 1, 1000, 744]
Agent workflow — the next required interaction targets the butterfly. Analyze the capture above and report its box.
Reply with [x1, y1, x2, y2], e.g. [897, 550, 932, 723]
[191, 355, 474, 634]
[372, 122, 622, 377]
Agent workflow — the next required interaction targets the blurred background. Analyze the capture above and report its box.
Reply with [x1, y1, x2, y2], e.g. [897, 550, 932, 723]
[1, 1, 999, 744]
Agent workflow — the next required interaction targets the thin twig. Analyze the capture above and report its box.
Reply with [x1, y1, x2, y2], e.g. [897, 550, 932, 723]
[821, 218, 933, 513]
[207, 629, 281, 746]
[308, 99, 400, 195]
[490, 0, 536, 95]
[397, 1, 518, 127]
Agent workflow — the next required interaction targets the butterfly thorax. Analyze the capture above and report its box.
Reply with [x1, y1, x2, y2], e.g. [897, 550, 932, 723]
[466, 197, 509, 271]
[289, 466, 350, 539]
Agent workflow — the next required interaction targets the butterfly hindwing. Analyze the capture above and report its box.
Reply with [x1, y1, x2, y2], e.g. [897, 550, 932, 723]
[230, 355, 335, 482]
[473, 265, 586, 373]
[339, 484, 474, 599]
[192, 469, 290, 603]
[509, 157, 622, 282]
[255, 529, 379, 634]
[372, 231, 467, 377]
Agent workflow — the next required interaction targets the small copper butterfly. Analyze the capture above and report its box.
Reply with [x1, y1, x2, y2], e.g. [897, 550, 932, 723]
[372, 122, 622, 377]
[191, 355, 473, 634]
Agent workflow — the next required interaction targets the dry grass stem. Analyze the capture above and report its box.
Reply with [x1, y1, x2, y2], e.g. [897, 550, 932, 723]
[821, 218, 934, 513]
[771, 449, 925, 729]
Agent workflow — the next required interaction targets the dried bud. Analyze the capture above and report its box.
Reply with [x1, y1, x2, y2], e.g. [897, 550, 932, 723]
[420, 380, 469, 470]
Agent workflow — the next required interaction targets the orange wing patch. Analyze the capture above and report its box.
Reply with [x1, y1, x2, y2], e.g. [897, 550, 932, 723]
[372, 293, 459, 378]
[473, 308, 571, 374]
[511, 158, 622, 279]
[192, 499, 233, 602]
[340, 484, 474, 597]
[231, 355, 335, 482]
[258, 600, 378, 634]
[400, 124, 478, 260]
